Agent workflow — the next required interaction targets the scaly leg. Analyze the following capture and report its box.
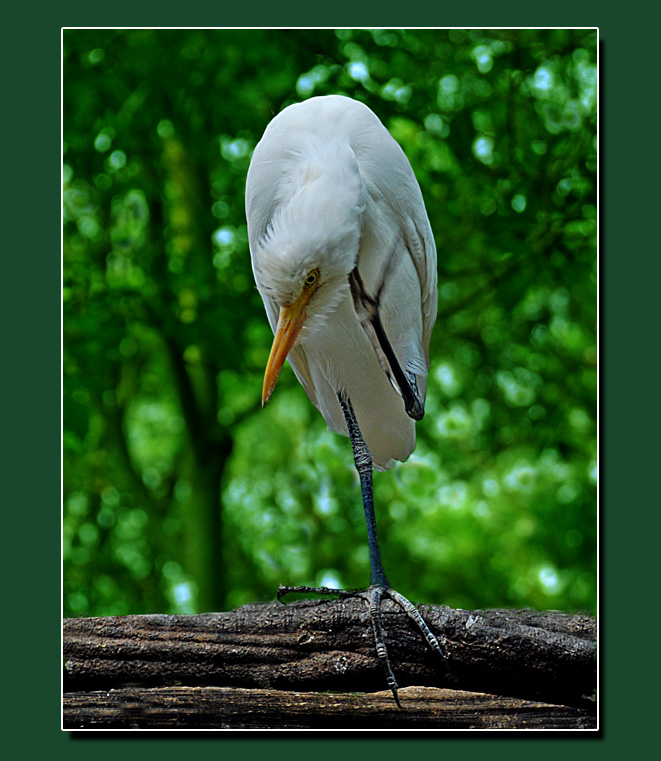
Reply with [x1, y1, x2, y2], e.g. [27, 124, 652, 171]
[278, 392, 447, 708]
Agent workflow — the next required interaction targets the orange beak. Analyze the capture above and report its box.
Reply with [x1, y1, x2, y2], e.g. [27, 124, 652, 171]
[262, 289, 313, 406]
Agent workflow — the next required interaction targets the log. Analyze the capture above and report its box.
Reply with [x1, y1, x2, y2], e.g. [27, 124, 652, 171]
[63, 598, 597, 729]
[63, 686, 596, 730]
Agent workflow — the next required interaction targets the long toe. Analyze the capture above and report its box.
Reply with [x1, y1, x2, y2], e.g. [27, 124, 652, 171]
[278, 582, 447, 708]
[367, 585, 403, 709]
[386, 588, 448, 669]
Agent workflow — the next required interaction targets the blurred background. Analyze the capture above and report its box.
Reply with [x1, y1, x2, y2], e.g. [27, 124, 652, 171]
[62, 28, 597, 619]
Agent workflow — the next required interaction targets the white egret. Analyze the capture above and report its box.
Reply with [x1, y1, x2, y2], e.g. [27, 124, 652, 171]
[246, 95, 446, 706]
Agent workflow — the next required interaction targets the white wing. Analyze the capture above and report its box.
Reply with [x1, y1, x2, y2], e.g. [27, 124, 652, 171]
[246, 96, 437, 469]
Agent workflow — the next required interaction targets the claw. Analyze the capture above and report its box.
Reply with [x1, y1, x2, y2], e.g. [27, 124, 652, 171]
[278, 583, 448, 709]
[368, 585, 403, 709]
[387, 588, 448, 668]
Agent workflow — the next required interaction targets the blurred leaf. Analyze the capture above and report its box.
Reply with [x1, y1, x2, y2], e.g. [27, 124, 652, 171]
[64, 29, 597, 618]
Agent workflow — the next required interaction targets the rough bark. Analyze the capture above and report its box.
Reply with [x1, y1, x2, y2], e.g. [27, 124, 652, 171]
[63, 598, 597, 729]
[63, 686, 596, 730]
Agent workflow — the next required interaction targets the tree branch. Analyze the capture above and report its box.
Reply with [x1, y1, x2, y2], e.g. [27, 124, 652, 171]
[63, 685, 595, 730]
[63, 599, 596, 729]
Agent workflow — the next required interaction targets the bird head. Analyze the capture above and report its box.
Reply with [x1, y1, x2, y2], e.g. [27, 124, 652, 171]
[251, 143, 365, 406]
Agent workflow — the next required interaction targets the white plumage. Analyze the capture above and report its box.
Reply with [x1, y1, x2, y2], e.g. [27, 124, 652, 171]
[245, 96, 447, 707]
[246, 95, 437, 469]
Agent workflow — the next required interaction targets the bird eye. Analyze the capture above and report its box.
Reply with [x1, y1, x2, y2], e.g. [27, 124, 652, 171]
[303, 269, 320, 290]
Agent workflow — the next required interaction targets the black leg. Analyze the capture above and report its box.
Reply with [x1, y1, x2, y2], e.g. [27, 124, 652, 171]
[278, 392, 448, 708]
[336, 394, 389, 588]
[337, 393, 447, 703]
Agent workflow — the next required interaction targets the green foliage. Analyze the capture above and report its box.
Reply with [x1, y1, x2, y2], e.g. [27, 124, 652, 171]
[63, 29, 597, 618]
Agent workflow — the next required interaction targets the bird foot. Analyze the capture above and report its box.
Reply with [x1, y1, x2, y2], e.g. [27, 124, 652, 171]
[277, 583, 448, 709]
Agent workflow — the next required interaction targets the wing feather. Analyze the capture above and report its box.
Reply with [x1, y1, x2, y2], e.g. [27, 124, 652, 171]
[246, 95, 438, 468]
